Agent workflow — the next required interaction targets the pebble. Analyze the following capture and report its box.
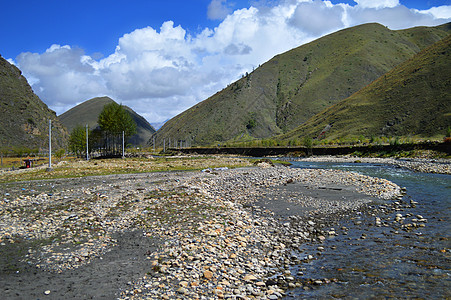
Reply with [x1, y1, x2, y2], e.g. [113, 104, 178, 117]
[0, 162, 407, 299]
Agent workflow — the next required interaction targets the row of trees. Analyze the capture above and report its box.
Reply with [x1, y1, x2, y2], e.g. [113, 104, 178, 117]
[69, 102, 137, 157]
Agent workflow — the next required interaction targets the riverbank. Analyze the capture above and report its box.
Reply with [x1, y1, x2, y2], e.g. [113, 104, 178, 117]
[178, 141, 451, 158]
[0, 165, 403, 299]
[290, 155, 451, 175]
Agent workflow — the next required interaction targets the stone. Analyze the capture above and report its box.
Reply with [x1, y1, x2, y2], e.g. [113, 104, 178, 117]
[244, 274, 257, 281]
[203, 270, 213, 280]
[1, 158, 413, 299]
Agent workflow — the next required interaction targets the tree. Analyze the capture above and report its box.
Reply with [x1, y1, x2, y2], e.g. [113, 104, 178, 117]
[303, 136, 313, 156]
[97, 102, 137, 155]
[98, 102, 137, 136]
[68, 125, 87, 157]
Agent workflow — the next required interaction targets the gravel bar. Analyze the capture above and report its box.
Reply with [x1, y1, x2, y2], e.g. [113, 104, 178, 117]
[0, 164, 403, 299]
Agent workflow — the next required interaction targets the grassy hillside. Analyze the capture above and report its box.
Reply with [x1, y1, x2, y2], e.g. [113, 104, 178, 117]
[59, 97, 114, 133]
[59, 96, 156, 146]
[0, 55, 68, 152]
[280, 34, 451, 142]
[155, 22, 449, 146]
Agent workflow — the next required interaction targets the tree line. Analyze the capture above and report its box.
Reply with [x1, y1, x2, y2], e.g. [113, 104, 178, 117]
[69, 102, 137, 157]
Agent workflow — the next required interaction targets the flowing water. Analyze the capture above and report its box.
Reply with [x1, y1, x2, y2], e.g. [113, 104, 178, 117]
[285, 161, 450, 299]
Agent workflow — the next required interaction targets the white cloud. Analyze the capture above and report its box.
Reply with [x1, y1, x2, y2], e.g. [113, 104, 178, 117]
[208, 0, 232, 20]
[16, 45, 108, 113]
[353, 0, 399, 9]
[288, 0, 345, 35]
[347, 5, 449, 29]
[417, 5, 451, 19]
[14, 1, 451, 123]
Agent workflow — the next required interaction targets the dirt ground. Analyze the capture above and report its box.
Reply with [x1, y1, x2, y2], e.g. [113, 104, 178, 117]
[1, 231, 159, 299]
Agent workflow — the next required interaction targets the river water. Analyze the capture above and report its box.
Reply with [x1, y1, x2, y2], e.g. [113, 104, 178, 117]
[285, 161, 450, 299]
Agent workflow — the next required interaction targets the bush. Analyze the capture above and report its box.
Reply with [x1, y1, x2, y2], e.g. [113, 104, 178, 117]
[55, 149, 65, 159]
[246, 118, 257, 130]
[303, 136, 313, 148]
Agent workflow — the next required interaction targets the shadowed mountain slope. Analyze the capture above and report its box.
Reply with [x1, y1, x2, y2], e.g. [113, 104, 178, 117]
[0, 55, 68, 151]
[155, 22, 450, 146]
[59, 97, 156, 146]
[280, 34, 451, 141]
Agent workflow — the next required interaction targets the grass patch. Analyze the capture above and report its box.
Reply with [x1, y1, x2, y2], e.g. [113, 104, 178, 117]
[0, 156, 252, 183]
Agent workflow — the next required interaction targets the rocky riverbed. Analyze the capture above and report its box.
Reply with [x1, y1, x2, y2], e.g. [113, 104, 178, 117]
[0, 163, 404, 299]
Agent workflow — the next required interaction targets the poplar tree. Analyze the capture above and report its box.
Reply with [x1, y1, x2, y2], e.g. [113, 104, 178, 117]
[98, 102, 137, 154]
[68, 125, 86, 157]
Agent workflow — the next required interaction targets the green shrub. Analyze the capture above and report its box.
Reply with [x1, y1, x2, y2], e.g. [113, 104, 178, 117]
[55, 149, 65, 159]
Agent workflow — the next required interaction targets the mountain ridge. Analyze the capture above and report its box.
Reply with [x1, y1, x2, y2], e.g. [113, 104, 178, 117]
[155, 22, 450, 146]
[59, 96, 156, 146]
[280, 33, 451, 142]
[0, 55, 68, 151]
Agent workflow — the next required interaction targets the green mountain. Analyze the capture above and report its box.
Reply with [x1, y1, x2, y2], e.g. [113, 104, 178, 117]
[59, 96, 156, 146]
[280, 34, 451, 142]
[0, 55, 68, 151]
[155, 22, 450, 146]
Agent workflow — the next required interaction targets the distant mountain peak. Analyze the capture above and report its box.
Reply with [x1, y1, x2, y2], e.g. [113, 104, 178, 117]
[59, 97, 155, 146]
[155, 22, 450, 146]
[281, 34, 451, 141]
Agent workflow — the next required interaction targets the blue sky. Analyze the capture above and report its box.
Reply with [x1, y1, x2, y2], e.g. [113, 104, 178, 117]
[2, 0, 448, 59]
[1, 0, 251, 60]
[1, 0, 450, 124]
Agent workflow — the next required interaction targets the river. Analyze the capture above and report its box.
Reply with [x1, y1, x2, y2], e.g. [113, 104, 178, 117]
[285, 161, 450, 299]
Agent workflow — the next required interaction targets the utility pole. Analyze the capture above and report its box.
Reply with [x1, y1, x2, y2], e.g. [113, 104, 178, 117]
[153, 135, 155, 152]
[163, 138, 166, 152]
[122, 131, 125, 159]
[86, 124, 89, 160]
[47, 120, 52, 171]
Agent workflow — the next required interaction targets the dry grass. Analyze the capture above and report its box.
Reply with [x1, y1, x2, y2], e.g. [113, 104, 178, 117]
[0, 155, 252, 183]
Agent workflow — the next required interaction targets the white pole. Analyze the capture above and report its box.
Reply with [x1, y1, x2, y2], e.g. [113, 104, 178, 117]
[122, 131, 125, 158]
[86, 124, 89, 160]
[48, 120, 52, 169]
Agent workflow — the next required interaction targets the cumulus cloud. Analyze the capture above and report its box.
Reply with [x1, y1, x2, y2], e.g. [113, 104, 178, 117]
[353, 0, 399, 9]
[418, 5, 451, 19]
[14, 1, 451, 123]
[16, 45, 107, 112]
[224, 43, 253, 55]
[288, 0, 345, 36]
[347, 5, 446, 29]
[208, 0, 232, 20]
